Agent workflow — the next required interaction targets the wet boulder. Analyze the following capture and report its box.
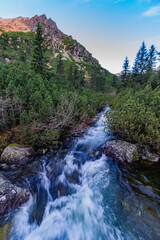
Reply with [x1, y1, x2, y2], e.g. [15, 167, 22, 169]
[104, 140, 159, 163]
[0, 144, 35, 167]
[0, 174, 30, 216]
[103, 140, 138, 163]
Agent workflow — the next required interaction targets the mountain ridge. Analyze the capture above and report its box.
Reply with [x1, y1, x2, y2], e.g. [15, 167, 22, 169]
[0, 14, 99, 66]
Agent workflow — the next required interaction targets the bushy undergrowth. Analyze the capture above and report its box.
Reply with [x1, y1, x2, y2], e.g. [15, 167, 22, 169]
[106, 84, 160, 154]
[0, 61, 110, 147]
[0, 28, 114, 148]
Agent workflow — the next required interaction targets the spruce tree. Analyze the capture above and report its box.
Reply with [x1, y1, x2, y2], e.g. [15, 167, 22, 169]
[74, 66, 79, 90]
[121, 56, 130, 87]
[138, 41, 148, 75]
[147, 45, 157, 73]
[132, 41, 148, 84]
[31, 22, 46, 75]
[56, 54, 63, 75]
[99, 75, 105, 92]
[112, 75, 119, 88]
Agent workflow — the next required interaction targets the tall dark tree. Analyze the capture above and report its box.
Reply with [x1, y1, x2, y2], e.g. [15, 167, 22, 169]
[67, 65, 74, 86]
[121, 56, 130, 87]
[112, 75, 119, 88]
[31, 23, 46, 75]
[132, 51, 140, 75]
[98, 75, 105, 92]
[122, 57, 130, 75]
[90, 67, 105, 92]
[56, 54, 63, 75]
[72, 65, 84, 90]
[132, 41, 148, 84]
[147, 45, 157, 73]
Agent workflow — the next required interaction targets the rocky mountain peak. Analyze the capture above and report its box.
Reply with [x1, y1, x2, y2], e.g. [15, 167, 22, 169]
[0, 14, 99, 65]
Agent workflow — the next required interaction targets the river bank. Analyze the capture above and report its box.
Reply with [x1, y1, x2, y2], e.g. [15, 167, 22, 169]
[0, 107, 102, 156]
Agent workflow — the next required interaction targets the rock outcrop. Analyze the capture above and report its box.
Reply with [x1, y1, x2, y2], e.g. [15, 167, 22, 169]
[0, 144, 34, 167]
[0, 174, 30, 216]
[103, 140, 159, 163]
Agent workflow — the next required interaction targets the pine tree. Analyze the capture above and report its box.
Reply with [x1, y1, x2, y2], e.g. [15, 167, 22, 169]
[98, 75, 105, 92]
[56, 54, 63, 75]
[138, 41, 148, 75]
[147, 45, 157, 73]
[121, 56, 130, 87]
[74, 66, 79, 90]
[31, 23, 46, 75]
[122, 57, 130, 75]
[112, 75, 119, 88]
[132, 41, 148, 84]
[71, 65, 84, 90]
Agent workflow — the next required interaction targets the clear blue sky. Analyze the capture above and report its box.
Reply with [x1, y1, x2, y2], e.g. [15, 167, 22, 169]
[0, 0, 160, 73]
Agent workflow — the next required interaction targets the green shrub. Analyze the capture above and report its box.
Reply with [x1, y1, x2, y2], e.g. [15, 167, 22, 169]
[105, 85, 160, 154]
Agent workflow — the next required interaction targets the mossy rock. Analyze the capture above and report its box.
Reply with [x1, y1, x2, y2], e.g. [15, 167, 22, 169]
[0, 144, 35, 166]
[8, 143, 18, 147]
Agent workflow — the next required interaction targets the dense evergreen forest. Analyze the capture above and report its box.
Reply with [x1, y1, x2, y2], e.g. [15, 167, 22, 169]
[106, 42, 160, 156]
[0, 23, 114, 150]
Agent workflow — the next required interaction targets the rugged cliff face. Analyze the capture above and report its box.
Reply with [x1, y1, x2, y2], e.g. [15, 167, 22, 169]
[0, 14, 98, 64]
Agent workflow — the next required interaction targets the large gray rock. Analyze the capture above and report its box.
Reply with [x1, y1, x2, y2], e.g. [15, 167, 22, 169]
[0, 144, 34, 166]
[103, 140, 138, 163]
[0, 174, 30, 216]
[103, 140, 160, 163]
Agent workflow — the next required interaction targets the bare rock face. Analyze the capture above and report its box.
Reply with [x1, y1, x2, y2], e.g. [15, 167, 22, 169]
[30, 14, 64, 41]
[0, 144, 34, 166]
[103, 140, 138, 163]
[0, 174, 30, 216]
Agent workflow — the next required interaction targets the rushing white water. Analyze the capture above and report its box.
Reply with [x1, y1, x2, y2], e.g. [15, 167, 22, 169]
[10, 107, 114, 240]
[8, 106, 160, 240]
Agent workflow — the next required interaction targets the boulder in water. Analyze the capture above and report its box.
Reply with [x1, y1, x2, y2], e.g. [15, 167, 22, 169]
[0, 144, 35, 166]
[103, 140, 159, 163]
[103, 140, 138, 163]
[0, 174, 30, 217]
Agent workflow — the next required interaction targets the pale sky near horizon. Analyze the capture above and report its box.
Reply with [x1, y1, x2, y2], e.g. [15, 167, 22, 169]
[0, 0, 160, 73]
